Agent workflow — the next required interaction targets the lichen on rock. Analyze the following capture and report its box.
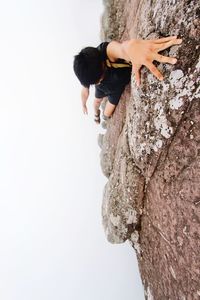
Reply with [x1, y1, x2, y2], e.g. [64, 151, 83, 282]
[100, 0, 200, 299]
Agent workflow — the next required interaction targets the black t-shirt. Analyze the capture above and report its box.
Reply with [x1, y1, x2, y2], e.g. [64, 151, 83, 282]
[95, 42, 132, 105]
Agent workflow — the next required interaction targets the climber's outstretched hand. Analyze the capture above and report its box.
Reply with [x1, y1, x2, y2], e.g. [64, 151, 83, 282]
[108, 36, 183, 86]
[130, 36, 182, 86]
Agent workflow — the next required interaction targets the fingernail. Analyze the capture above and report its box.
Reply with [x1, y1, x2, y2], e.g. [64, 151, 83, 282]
[173, 58, 177, 64]
[160, 76, 164, 81]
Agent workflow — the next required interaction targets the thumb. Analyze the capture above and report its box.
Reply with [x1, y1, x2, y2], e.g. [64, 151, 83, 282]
[132, 64, 141, 87]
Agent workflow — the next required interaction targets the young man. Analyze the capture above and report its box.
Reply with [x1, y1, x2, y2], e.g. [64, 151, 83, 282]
[73, 36, 182, 123]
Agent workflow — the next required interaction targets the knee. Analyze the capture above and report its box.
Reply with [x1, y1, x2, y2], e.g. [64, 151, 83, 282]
[104, 102, 116, 117]
[103, 110, 112, 118]
[94, 98, 102, 105]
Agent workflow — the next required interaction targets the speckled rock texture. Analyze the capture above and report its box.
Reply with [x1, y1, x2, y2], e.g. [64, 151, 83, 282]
[100, 0, 200, 299]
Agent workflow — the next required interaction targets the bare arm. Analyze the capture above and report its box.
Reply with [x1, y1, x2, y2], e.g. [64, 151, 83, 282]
[81, 86, 89, 114]
[107, 36, 182, 86]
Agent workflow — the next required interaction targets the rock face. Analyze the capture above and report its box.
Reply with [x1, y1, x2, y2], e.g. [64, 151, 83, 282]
[100, 0, 200, 299]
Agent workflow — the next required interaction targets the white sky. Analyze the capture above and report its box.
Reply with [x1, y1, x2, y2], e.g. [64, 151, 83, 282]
[0, 0, 144, 299]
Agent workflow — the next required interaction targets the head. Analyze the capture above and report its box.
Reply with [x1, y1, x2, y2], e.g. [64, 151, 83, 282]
[73, 47, 104, 88]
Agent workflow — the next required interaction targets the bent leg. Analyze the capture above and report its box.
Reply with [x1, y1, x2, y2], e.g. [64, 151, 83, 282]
[93, 98, 102, 115]
[103, 101, 116, 117]
[93, 98, 103, 124]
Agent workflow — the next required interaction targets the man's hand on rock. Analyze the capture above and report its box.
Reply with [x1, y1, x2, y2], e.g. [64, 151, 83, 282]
[128, 36, 182, 86]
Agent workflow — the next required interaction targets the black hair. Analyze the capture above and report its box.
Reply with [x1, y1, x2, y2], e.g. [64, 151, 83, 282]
[73, 47, 103, 87]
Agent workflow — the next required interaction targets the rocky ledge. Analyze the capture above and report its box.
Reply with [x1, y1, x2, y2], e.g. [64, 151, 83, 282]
[99, 0, 200, 299]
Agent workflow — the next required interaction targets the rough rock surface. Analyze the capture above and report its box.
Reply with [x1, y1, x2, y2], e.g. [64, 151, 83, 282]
[100, 0, 200, 299]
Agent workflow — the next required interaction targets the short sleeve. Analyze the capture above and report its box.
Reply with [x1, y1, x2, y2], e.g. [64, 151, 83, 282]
[97, 42, 109, 61]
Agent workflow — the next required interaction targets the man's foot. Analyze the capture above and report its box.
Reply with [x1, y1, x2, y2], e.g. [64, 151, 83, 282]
[101, 120, 107, 129]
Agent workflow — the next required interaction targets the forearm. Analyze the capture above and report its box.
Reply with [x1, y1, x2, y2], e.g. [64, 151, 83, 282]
[81, 86, 89, 114]
[81, 86, 89, 105]
[121, 40, 139, 62]
[107, 39, 147, 64]
[107, 40, 131, 62]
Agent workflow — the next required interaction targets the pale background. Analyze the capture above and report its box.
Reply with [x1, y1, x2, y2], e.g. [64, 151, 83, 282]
[0, 0, 144, 299]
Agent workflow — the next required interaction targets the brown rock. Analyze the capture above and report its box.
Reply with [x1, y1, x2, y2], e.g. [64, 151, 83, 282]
[100, 0, 200, 299]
